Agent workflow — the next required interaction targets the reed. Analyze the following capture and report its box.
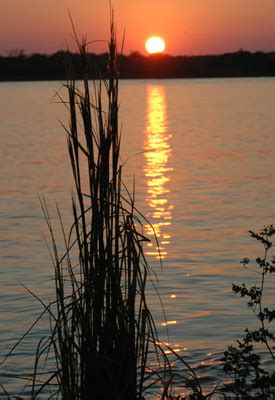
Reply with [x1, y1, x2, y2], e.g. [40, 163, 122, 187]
[39, 14, 159, 400]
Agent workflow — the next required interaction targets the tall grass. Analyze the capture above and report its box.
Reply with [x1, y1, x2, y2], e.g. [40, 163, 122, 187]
[40, 15, 159, 399]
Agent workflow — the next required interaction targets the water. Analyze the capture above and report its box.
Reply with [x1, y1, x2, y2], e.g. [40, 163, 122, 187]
[1, 78, 275, 397]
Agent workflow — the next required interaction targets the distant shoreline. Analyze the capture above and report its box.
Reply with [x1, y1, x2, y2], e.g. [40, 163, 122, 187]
[1, 76, 275, 83]
[1, 50, 275, 81]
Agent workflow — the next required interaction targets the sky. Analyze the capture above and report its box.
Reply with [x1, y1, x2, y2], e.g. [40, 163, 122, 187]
[0, 0, 275, 56]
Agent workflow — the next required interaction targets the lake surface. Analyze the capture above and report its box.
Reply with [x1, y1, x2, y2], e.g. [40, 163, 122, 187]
[1, 78, 275, 397]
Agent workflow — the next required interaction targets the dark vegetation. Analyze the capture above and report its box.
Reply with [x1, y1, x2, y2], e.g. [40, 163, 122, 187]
[221, 226, 275, 399]
[1, 49, 275, 81]
[37, 22, 156, 399]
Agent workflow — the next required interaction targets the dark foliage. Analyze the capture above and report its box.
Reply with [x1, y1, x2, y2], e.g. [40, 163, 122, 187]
[222, 225, 275, 399]
[1, 50, 275, 81]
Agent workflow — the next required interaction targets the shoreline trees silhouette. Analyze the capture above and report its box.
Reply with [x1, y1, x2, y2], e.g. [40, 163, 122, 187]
[1, 49, 275, 81]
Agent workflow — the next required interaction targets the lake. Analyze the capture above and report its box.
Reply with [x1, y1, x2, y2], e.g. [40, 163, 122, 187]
[1, 78, 275, 397]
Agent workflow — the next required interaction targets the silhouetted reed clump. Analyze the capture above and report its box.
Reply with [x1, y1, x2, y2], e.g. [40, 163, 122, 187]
[40, 17, 161, 400]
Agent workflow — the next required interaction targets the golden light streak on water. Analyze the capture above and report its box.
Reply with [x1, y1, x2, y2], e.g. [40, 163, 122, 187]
[143, 85, 173, 259]
[164, 348, 181, 354]
[161, 320, 177, 326]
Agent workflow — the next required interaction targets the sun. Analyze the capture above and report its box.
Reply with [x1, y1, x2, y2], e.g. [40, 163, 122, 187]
[145, 36, 166, 55]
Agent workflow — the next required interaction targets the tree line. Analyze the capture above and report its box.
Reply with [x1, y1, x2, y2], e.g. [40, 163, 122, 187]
[1, 49, 275, 80]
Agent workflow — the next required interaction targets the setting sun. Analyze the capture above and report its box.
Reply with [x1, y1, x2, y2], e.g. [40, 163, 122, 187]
[145, 36, 166, 55]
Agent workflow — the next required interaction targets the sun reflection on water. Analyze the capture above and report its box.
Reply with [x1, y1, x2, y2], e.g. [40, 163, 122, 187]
[144, 85, 173, 259]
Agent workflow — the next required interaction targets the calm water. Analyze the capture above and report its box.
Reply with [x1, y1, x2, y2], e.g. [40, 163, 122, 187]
[1, 78, 275, 397]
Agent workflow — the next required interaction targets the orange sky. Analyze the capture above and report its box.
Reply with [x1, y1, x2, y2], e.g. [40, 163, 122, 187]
[0, 0, 275, 55]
